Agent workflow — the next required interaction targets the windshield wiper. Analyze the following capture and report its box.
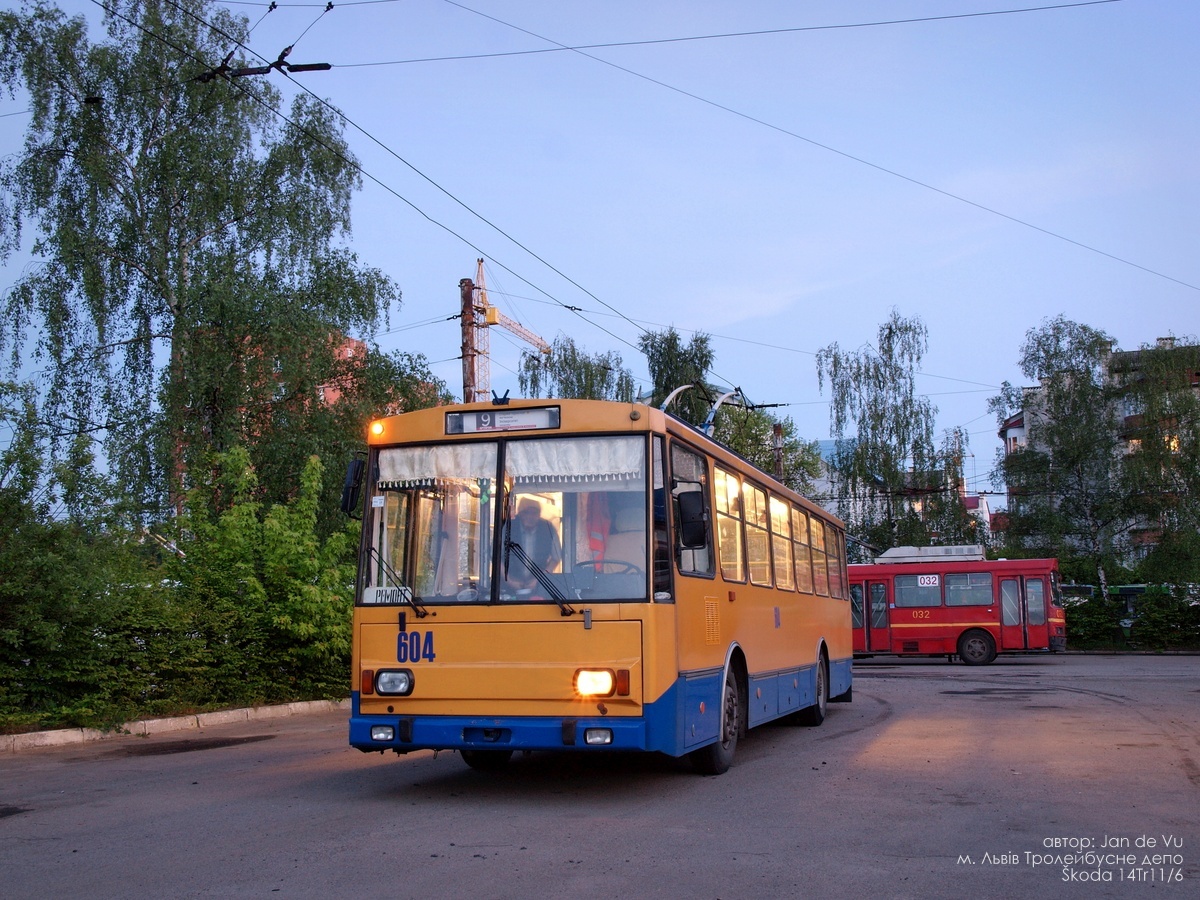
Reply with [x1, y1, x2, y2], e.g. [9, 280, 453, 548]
[504, 539, 576, 617]
[366, 547, 429, 618]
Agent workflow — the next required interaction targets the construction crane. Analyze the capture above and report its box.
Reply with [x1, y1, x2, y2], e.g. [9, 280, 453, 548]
[459, 259, 550, 403]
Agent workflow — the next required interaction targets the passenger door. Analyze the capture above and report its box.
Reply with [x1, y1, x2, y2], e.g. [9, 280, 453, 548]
[867, 581, 890, 652]
[1023, 577, 1050, 650]
[999, 578, 1026, 650]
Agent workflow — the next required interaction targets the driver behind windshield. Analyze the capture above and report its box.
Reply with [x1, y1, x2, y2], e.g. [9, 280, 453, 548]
[507, 497, 562, 591]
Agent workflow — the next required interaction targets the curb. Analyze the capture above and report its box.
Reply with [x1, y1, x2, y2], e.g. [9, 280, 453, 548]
[3, 699, 350, 754]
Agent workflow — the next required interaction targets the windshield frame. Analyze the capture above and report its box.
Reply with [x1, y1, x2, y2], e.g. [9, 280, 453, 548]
[357, 433, 652, 607]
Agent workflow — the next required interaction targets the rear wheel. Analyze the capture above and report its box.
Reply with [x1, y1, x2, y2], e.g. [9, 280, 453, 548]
[690, 669, 740, 775]
[794, 654, 829, 726]
[958, 629, 997, 666]
[460, 749, 513, 772]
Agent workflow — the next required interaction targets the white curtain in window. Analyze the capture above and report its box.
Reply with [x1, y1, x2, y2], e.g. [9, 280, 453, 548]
[506, 437, 644, 484]
[378, 444, 497, 488]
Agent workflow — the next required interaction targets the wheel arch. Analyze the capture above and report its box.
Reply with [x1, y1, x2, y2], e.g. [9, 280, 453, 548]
[725, 643, 749, 737]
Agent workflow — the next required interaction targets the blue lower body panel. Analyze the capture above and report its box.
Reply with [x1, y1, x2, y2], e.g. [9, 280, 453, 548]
[350, 656, 852, 758]
[351, 677, 700, 758]
[349, 687, 681, 755]
[830, 656, 852, 699]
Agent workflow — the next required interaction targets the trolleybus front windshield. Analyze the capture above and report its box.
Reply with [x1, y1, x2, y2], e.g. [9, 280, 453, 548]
[364, 435, 649, 604]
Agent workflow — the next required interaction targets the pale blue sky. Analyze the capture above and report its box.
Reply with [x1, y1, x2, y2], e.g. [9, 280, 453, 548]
[3, 0, 1198, 499]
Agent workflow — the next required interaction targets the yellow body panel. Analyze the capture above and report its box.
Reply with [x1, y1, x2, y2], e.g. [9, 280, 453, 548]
[356, 604, 672, 718]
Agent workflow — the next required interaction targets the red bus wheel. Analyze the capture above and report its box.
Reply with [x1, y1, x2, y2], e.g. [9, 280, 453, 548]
[958, 630, 997, 665]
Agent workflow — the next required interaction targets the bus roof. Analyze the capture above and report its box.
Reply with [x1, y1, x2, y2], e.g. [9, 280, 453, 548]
[873, 545, 986, 564]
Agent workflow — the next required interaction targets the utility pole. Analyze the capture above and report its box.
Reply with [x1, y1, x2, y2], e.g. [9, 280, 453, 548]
[459, 277, 477, 403]
[773, 422, 784, 479]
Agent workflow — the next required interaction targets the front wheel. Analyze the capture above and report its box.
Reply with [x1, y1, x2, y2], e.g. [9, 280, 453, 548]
[958, 629, 997, 666]
[690, 670, 740, 775]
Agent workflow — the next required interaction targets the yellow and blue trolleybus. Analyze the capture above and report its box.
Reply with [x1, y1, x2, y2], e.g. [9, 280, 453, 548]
[342, 397, 852, 774]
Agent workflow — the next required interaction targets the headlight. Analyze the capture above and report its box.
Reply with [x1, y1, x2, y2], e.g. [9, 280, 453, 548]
[375, 669, 414, 695]
[575, 669, 615, 697]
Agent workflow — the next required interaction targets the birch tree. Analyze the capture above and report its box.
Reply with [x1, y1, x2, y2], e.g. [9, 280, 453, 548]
[0, 1, 429, 523]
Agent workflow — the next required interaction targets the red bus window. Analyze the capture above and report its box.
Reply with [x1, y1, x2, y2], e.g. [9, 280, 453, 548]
[1001, 579, 1021, 625]
[945, 572, 992, 606]
[870, 584, 888, 628]
[894, 574, 940, 607]
[1027, 579, 1047, 625]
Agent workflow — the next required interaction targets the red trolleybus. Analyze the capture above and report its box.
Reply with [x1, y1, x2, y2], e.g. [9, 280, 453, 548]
[848, 546, 1066, 665]
[341, 398, 852, 774]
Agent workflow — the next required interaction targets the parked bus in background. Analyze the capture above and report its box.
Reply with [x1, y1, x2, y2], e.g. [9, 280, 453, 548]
[341, 397, 852, 774]
[848, 546, 1066, 665]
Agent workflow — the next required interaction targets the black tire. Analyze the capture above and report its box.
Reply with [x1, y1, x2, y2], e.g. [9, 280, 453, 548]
[958, 629, 997, 666]
[460, 749, 513, 772]
[690, 669, 739, 775]
[794, 654, 829, 726]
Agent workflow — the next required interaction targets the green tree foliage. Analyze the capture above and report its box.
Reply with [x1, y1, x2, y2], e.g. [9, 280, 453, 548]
[0, 0, 437, 526]
[1061, 595, 1126, 650]
[1, 382, 186, 731]
[0, 2, 452, 730]
[0, 429, 358, 732]
[816, 309, 971, 554]
[638, 327, 715, 426]
[919, 426, 982, 547]
[1126, 586, 1200, 650]
[1063, 587, 1200, 651]
[990, 317, 1130, 589]
[518, 334, 635, 401]
[167, 448, 355, 705]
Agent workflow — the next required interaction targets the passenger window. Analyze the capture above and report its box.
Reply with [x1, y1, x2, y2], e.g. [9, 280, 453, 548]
[1027, 578, 1047, 625]
[714, 467, 745, 582]
[894, 574, 941, 607]
[945, 572, 993, 606]
[825, 522, 845, 599]
[792, 508, 813, 593]
[770, 497, 795, 591]
[810, 515, 829, 596]
[744, 483, 771, 586]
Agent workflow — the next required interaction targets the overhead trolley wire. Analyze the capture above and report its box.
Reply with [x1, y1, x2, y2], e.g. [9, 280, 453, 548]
[74, 1, 1032, 439]
[437, 0, 1196, 295]
[86, 0, 651, 368]
[338, 1, 1125, 67]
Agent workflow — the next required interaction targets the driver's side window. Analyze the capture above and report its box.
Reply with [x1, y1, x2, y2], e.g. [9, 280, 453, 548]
[671, 443, 713, 576]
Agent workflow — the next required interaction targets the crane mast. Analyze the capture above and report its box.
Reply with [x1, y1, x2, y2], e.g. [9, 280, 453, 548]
[460, 259, 549, 403]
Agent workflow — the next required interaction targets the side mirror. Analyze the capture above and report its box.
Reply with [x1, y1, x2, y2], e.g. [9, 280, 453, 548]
[677, 490, 708, 549]
[340, 458, 365, 517]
